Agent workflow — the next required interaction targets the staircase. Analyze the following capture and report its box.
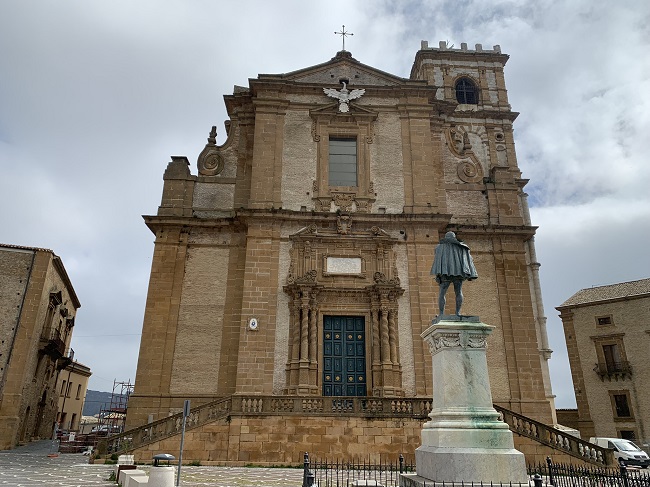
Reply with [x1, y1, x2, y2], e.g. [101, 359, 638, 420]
[95, 395, 612, 466]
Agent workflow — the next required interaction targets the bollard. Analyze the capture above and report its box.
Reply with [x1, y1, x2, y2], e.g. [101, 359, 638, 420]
[533, 474, 543, 487]
[546, 456, 555, 487]
[302, 452, 315, 487]
[151, 453, 176, 487]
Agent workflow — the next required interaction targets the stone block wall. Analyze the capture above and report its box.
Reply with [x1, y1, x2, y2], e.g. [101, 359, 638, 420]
[0, 248, 32, 386]
[131, 415, 425, 466]
[127, 415, 599, 468]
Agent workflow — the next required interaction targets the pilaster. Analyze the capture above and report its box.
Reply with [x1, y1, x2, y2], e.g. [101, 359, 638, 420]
[399, 103, 444, 214]
[158, 156, 195, 217]
[235, 219, 282, 394]
[127, 225, 189, 427]
[249, 98, 288, 209]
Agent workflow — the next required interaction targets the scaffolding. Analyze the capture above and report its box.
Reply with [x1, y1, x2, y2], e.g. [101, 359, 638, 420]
[98, 379, 133, 434]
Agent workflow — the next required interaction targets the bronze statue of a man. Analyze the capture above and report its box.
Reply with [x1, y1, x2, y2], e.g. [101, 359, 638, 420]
[430, 231, 478, 316]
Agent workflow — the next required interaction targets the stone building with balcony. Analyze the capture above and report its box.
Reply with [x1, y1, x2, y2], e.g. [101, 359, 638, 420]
[557, 278, 650, 448]
[55, 360, 91, 432]
[0, 244, 80, 449]
[122, 41, 562, 464]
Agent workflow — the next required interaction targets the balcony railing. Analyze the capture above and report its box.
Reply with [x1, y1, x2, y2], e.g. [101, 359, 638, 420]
[39, 328, 66, 360]
[594, 361, 632, 380]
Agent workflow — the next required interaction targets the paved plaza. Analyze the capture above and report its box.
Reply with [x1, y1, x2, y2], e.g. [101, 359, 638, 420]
[0, 441, 303, 486]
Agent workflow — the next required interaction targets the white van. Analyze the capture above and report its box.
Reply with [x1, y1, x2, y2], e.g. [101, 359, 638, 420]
[589, 437, 649, 468]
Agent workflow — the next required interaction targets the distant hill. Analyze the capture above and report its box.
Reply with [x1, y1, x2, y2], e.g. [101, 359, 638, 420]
[82, 390, 127, 417]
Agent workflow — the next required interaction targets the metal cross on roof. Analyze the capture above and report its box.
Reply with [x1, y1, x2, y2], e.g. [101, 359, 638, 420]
[334, 25, 353, 51]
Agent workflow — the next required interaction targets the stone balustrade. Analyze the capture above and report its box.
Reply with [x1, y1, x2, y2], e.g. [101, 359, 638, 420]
[96, 395, 611, 468]
[494, 404, 613, 466]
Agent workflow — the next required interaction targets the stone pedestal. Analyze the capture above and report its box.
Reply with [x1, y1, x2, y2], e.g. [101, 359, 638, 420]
[414, 315, 527, 484]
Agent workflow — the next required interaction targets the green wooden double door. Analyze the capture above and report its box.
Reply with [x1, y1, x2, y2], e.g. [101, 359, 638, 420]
[322, 316, 366, 397]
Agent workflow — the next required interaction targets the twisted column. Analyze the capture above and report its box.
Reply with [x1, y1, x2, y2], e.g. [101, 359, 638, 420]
[380, 306, 390, 363]
[388, 308, 398, 364]
[290, 297, 301, 362]
[300, 301, 309, 361]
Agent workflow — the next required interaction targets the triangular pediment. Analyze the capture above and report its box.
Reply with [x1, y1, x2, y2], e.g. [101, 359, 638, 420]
[259, 51, 408, 87]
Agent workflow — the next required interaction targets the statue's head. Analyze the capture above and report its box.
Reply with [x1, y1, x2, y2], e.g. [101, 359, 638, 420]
[445, 231, 456, 239]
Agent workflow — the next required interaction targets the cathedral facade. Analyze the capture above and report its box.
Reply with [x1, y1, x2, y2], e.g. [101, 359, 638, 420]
[127, 41, 555, 455]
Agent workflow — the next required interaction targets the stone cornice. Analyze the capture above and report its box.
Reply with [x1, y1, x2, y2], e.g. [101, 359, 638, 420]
[143, 213, 540, 242]
[446, 223, 537, 240]
[52, 254, 81, 309]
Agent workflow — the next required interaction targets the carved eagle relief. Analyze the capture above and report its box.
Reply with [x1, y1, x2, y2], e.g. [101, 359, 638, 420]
[323, 81, 365, 113]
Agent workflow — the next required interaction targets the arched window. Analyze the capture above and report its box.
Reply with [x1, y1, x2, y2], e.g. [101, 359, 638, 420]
[455, 78, 479, 104]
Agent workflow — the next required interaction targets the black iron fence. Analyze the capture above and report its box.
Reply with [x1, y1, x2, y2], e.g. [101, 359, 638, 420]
[302, 452, 414, 487]
[530, 458, 650, 487]
[301, 454, 650, 487]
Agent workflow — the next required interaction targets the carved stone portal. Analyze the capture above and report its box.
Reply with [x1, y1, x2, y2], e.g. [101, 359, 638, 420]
[284, 222, 404, 397]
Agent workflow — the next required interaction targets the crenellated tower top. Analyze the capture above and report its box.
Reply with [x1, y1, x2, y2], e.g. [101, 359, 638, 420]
[411, 40, 511, 110]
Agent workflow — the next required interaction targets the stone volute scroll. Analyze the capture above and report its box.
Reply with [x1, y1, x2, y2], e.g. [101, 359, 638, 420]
[446, 126, 484, 184]
[197, 126, 225, 176]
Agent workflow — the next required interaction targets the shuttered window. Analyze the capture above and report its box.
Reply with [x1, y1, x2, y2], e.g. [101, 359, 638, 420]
[329, 138, 357, 186]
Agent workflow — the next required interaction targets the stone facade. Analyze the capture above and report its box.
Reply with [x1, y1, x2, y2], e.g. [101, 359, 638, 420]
[0, 244, 80, 449]
[55, 360, 91, 431]
[127, 42, 556, 456]
[558, 278, 650, 449]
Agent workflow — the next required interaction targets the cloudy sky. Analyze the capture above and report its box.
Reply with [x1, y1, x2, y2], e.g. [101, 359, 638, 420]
[1, 1, 649, 408]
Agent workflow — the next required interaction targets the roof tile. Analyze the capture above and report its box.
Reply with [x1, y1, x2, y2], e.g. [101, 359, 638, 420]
[559, 278, 650, 307]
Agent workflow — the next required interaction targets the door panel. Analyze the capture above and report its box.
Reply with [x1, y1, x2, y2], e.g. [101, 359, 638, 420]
[323, 316, 366, 396]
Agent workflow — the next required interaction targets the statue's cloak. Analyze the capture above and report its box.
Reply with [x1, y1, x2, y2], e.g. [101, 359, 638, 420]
[430, 234, 478, 283]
